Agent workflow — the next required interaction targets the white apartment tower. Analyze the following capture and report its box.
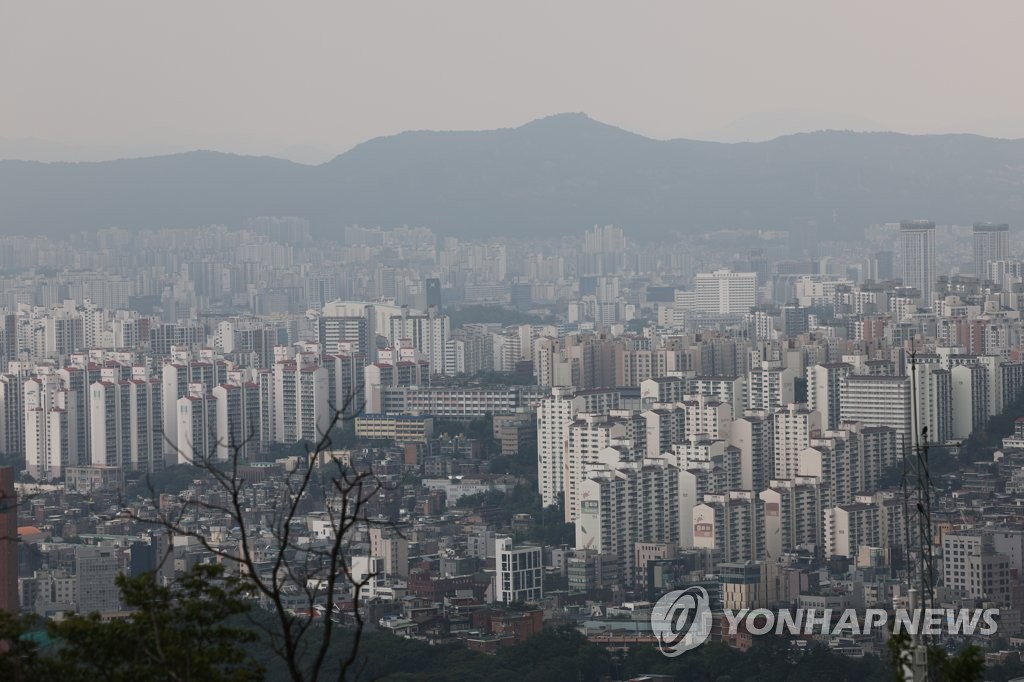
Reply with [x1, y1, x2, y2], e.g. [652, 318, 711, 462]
[269, 360, 329, 445]
[692, 490, 763, 563]
[175, 393, 216, 464]
[825, 492, 908, 560]
[772, 403, 822, 480]
[728, 411, 774, 493]
[536, 388, 619, 510]
[910, 355, 953, 446]
[681, 394, 732, 441]
[760, 477, 823, 559]
[25, 379, 77, 481]
[564, 416, 632, 522]
[747, 362, 795, 413]
[161, 360, 228, 458]
[807, 363, 852, 430]
[575, 456, 680, 583]
[211, 382, 260, 461]
[89, 381, 130, 468]
[389, 309, 451, 376]
[840, 375, 913, 452]
[124, 378, 163, 472]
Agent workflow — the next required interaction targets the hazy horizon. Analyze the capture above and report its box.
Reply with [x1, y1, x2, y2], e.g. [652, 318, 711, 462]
[4, 110, 1024, 166]
[5, 1, 1024, 163]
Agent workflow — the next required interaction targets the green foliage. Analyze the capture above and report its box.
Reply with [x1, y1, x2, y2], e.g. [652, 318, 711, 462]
[432, 415, 493, 441]
[953, 394, 1024, 469]
[348, 628, 914, 682]
[0, 610, 49, 680]
[123, 463, 213, 501]
[0, 563, 264, 682]
[465, 370, 536, 385]
[487, 440, 537, 479]
[455, 484, 535, 514]
[357, 625, 610, 682]
[888, 628, 985, 682]
[454, 484, 574, 546]
[620, 637, 890, 682]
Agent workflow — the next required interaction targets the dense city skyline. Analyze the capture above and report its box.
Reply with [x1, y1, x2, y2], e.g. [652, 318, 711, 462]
[7, 4, 1024, 678]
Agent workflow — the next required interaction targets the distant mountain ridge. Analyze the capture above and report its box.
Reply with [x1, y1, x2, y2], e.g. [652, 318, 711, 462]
[3, 113, 1024, 241]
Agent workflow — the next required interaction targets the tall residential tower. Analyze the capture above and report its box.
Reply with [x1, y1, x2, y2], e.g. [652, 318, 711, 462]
[973, 222, 1009, 279]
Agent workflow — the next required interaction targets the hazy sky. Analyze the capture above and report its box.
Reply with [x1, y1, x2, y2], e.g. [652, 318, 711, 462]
[4, 1, 1024, 162]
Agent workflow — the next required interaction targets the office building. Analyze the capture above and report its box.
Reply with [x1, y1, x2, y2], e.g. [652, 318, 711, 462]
[943, 531, 1013, 607]
[495, 537, 543, 604]
[899, 220, 936, 306]
[694, 270, 757, 315]
[75, 545, 121, 614]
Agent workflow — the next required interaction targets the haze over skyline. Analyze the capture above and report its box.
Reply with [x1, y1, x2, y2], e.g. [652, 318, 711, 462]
[4, 1, 1024, 163]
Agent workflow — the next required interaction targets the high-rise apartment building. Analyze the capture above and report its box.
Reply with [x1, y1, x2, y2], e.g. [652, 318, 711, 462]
[973, 222, 1009, 279]
[211, 382, 260, 460]
[0, 374, 23, 459]
[824, 491, 907, 560]
[576, 456, 680, 583]
[692, 490, 763, 563]
[581, 224, 625, 275]
[389, 310, 450, 376]
[325, 351, 365, 417]
[801, 423, 899, 509]
[899, 220, 936, 306]
[681, 394, 733, 441]
[264, 358, 329, 445]
[772, 403, 822, 480]
[161, 359, 229, 458]
[25, 375, 77, 480]
[564, 414, 636, 522]
[536, 387, 619, 509]
[759, 477, 823, 560]
[807, 362, 852, 430]
[747, 362, 795, 413]
[175, 392, 216, 464]
[728, 411, 774, 493]
[840, 375, 913, 452]
[910, 355, 953, 445]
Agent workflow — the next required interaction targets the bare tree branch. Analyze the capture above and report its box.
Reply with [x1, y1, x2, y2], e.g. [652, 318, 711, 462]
[117, 384, 394, 682]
